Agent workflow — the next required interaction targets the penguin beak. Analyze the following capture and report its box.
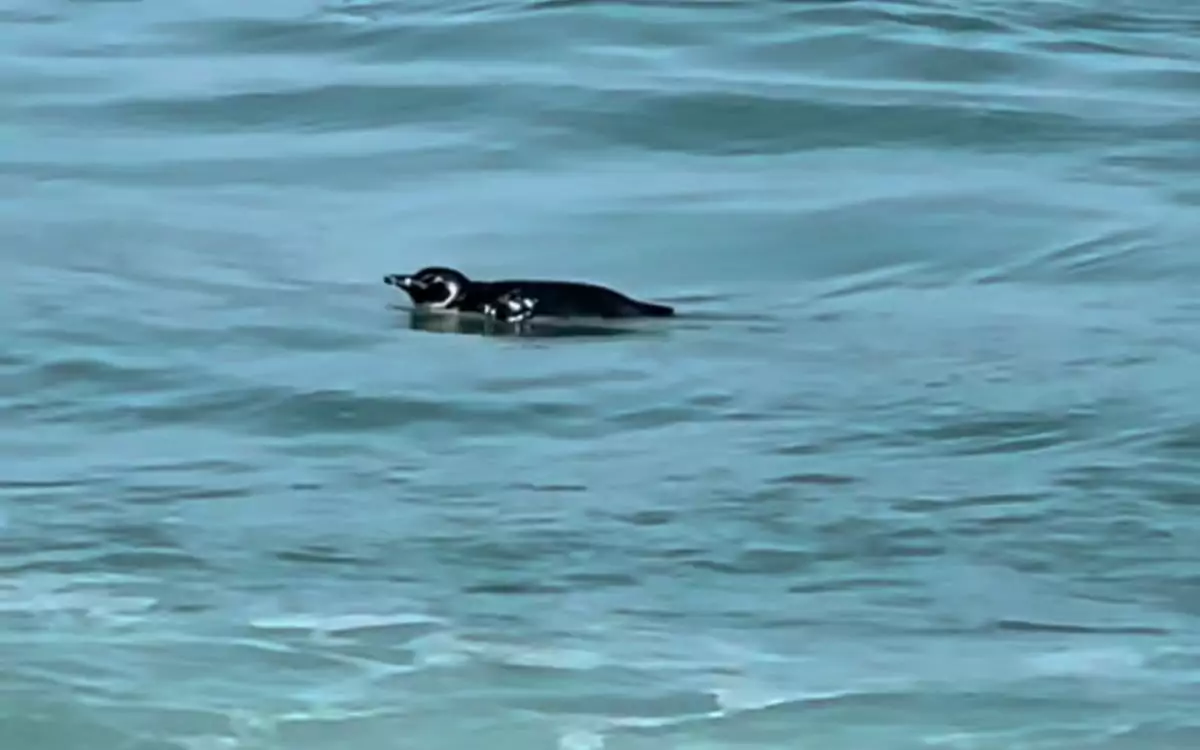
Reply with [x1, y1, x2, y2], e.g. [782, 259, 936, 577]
[384, 274, 419, 290]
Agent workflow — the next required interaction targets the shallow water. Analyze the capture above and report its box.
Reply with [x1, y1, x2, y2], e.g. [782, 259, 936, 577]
[3, 0, 1200, 748]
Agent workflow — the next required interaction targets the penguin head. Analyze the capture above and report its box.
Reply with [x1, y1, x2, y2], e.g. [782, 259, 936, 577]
[384, 266, 470, 309]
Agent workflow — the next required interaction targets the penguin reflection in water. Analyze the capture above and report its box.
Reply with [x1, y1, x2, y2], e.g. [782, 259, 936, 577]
[383, 266, 675, 327]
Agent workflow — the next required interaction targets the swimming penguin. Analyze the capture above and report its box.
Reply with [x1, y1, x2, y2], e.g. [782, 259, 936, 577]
[383, 266, 675, 322]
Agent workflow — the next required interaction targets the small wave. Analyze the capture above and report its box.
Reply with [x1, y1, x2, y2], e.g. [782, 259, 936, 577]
[968, 224, 1163, 285]
[907, 407, 1102, 456]
[993, 618, 1170, 636]
[18, 377, 595, 437]
[1025, 646, 1150, 679]
[249, 610, 444, 636]
[0, 576, 158, 630]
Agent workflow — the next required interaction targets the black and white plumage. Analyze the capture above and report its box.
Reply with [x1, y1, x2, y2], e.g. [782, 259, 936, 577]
[480, 290, 540, 323]
[383, 266, 675, 322]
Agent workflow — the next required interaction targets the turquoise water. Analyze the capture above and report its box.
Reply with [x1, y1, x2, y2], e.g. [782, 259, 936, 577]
[3, 0, 1200, 747]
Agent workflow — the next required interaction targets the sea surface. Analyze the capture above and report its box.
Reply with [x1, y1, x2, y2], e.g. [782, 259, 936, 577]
[3, 0, 1200, 748]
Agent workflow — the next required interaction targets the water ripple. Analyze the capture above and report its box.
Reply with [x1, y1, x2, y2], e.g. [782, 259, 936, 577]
[6, 0, 1200, 748]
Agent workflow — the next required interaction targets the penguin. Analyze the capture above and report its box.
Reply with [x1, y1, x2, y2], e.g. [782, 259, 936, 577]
[383, 266, 675, 322]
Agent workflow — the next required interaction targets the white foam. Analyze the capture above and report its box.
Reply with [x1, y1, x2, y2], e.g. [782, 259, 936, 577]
[471, 641, 608, 671]
[1026, 646, 1147, 678]
[711, 682, 798, 714]
[558, 727, 606, 750]
[248, 611, 442, 634]
[408, 631, 473, 668]
[0, 576, 157, 628]
[176, 737, 240, 750]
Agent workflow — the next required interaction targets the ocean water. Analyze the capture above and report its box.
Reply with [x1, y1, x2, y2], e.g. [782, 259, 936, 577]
[3, 0, 1200, 747]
